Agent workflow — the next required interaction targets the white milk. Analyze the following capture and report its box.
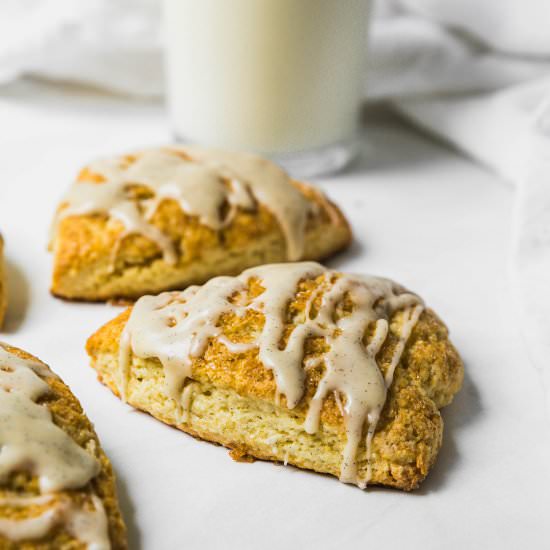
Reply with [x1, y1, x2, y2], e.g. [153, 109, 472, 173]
[163, 0, 370, 159]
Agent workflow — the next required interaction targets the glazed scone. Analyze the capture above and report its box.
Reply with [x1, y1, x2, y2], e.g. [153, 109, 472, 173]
[50, 146, 351, 301]
[87, 262, 463, 491]
[0, 236, 6, 328]
[0, 342, 127, 549]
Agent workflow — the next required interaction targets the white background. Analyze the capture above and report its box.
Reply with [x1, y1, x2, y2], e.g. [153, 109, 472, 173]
[1, 80, 549, 549]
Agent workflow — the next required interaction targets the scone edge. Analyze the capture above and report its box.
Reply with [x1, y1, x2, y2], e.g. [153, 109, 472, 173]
[0, 343, 128, 550]
[86, 306, 463, 492]
[50, 181, 352, 302]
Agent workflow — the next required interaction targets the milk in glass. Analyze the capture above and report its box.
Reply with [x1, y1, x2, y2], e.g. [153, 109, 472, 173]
[163, 0, 370, 175]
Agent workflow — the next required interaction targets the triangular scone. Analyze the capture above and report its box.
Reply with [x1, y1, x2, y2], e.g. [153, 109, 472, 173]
[87, 262, 463, 491]
[0, 342, 127, 549]
[50, 147, 351, 301]
[0, 236, 6, 327]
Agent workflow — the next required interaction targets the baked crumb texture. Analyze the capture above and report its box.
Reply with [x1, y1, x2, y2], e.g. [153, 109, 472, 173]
[87, 270, 463, 491]
[0, 236, 6, 328]
[0, 343, 127, 549]
[50, 149, 351, 302]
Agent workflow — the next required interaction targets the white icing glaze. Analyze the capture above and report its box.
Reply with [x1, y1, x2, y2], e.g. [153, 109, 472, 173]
[66, 495, 110, 550]
[0, 344, 110, 548]
[53, 146, 314, 263]
[120, 262, 424, 487]
[0, 347, 100, 492]
[0, 494, 109, 550]
[178, 382, 195, 424]
[0, 496, 58, 542]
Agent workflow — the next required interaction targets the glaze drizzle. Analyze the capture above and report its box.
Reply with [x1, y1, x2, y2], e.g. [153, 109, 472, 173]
[0, 343, 110, 549]
[119, 262, 424, 487]
[52, 146, 314, 263]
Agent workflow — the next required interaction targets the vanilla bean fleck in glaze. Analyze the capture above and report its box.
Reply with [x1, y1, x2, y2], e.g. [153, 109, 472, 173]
[119, 262, 424, 487]
[52, 147, 314, 263]
[0, 344, 110, 549]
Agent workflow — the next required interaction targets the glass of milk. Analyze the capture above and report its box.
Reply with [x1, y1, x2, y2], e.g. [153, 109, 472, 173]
[163, 0, 370, 177]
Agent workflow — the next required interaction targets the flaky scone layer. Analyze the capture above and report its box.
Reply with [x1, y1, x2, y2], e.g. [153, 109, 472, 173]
[51, 169, 351, 302]
[0, 344, 127, 550]
[87, 275, 463, 491]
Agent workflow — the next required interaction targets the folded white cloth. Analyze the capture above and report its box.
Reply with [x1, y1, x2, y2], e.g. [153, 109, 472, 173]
[368, 1, 550, 183]
[1, 0, 549, 412]
[0, 0, 164, 96]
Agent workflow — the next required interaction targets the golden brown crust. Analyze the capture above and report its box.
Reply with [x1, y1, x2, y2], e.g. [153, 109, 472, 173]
[51, 176, 352, 302]
[0, 344, 127, 549]
[0, 236, 6, 328]
[87, 276, 463, 491]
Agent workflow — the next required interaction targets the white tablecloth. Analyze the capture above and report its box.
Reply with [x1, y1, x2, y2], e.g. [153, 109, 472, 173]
[1, 81, 549, 550]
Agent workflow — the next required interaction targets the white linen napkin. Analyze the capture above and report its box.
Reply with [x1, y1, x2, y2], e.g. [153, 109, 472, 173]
[1, 0, 549, 411]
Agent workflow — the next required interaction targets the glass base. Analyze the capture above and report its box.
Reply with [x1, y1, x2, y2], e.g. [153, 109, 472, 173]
[267, 138, 358, 179]
[172, 134, 358, 179]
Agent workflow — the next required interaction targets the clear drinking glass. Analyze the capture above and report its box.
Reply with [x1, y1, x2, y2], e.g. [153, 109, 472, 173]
[162, 0, 371, 177]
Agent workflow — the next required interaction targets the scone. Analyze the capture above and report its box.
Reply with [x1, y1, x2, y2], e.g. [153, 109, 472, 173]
[0, 342, 127, 549]
[0, 236, 6, 327]
[87, 262, 463, 491]
[50, 146, 351, 301]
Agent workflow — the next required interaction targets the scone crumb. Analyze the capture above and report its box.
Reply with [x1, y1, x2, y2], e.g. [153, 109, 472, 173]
[228, 448, 256, 463]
